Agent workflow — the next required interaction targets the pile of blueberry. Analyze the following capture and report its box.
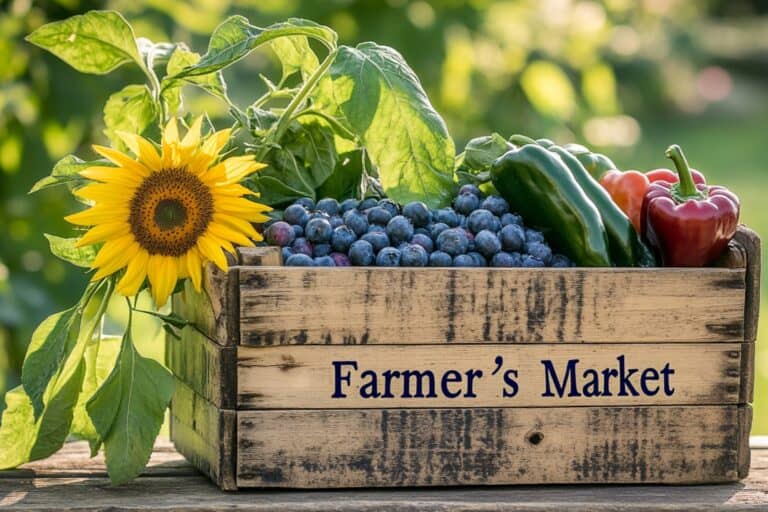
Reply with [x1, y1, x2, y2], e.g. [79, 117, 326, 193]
[264, 185, 573, 267]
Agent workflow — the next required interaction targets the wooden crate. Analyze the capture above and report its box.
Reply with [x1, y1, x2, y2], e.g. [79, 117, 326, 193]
[167, 226, 761, 490]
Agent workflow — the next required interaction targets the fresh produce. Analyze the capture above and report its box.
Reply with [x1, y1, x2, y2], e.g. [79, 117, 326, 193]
[490, 144, 612, 267]
[509, 135, 618, 180]
[267, 190, 573, 267]
[641, 145, 740, 267]
[601, 167, 706, 232]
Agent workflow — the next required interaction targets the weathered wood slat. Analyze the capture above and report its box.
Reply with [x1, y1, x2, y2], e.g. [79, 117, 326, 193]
[236, 405, 747, 488]
[734, 226, 761, 342]
[237, 246, 283, 266]
[237, 343, 742, 409]
[239, 267, 746, 345]
[173, 267, 239, 346]
[167, 325, 235, 408]
[170, 379, 237, 490]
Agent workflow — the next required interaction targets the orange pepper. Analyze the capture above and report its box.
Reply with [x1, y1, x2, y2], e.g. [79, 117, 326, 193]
[599, 170, 648, 232]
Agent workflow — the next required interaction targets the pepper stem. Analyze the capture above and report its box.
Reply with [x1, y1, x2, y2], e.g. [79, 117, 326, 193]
[665, 144, 702, 199]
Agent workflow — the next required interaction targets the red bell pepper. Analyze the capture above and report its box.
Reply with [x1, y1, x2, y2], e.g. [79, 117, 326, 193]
[600, 167, 706, 232]
[641, 145, 740, 267]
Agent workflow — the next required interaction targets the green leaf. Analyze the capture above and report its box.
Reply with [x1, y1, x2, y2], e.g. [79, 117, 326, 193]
[21, 307, 80, 417]
[315, 43, 455, 208]
[25, 10, 143, 75]
[162, 46, 228, 110]
[87, 336, 174, 484]
[281, 117, 337, 189]
[103, 84, 158, 151]
[270, 36, 319, 81]
[247, 175, 309, 206]
[172, 16, 336, 79]
[316, 149, 366, 200]
[70, 335, 121, 455]
[0, 387, 36, 469]
[29, 154, 102, 193]
[45, 234, 97, 268]
[462, 133, 513, 171]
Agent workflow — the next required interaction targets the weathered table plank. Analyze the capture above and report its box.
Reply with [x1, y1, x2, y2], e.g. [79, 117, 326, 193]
[2, 440, 768, 510]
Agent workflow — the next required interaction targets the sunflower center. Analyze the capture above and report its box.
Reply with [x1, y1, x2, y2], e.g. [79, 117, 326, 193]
[129, 168, 214, 256]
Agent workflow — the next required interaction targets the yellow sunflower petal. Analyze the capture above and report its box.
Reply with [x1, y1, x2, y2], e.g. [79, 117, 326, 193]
[213, 213, 259, 239]
[186, 248, 203, 292]
[92, 238, 139, 280]
[221, 156, 267, 184]
[74, 183, 132, 204]
[197, 235, 228, 271]
[116, 249, 149, 296]
[66, 205, 130, 226]
[116, 131, 163, 171]
[80, 166, 143, 187]
[147, 255, 178, 307]
[181, 116, 203, 148]
[201, 128, 232, 158]
[92, 145, 151, 177]
[207, 222, 255, 248]
[76, 222, 130, 247]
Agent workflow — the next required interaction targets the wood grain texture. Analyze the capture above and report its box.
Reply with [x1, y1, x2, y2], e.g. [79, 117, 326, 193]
[236, 405, 747, 488]
[238, 246, 283, 266]
[734, 226, 761, 342]
[739, 405, 753, 479]
[167, 324, 234, 408]
[173, 265, 239, 346]
[237, 343, 742, 409]
[740, 342, 755, 405]
[170, 379, 237, 490]
[238, 267, 746, 345]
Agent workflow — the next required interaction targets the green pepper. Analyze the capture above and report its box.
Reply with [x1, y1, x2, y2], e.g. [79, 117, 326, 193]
[548, 146, 656, 267]
[491, 144, 612, 267]
[563, 143, 617, 180]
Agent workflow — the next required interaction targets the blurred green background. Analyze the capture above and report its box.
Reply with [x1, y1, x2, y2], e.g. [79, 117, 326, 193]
[1, 0, 766, 430]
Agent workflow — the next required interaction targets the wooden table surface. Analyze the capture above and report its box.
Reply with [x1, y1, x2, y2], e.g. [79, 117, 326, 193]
[3, 439, 768, 511]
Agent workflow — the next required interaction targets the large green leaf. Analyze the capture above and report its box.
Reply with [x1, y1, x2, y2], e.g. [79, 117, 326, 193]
[281, 117, 337, 189]
[315, 43, 455, 208]
[29, 154, 101, 193]
[270, 36, 319, 81]
[87, 336, 174, 484]
[25, 11, 143, 75]
[316, 149, 366, 200]
[0, 387, 36, 469]
[103, 84, 158, 151]
[247, 175, 309, 206]
[171, 16, 336, 79]
[45, 234, 98, 269]
[71, 335, 121, 455]
[162, 46, 228, 110]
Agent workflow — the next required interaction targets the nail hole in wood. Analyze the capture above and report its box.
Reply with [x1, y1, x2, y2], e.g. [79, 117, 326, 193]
[527, 431, 544, 445]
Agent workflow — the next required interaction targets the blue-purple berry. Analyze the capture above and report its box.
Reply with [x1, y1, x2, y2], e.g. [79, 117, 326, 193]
[436, 228, 469, 256]
[340, 198, 360, 214]
[387, 215, 414, 244]
[459, 184, 481, 197]
[474, 230, 501, 258]
[343, 209, 369, 237]
[429, 251, 453, 267]
[453, 254, 474, 267]
[467, 251, 487, 266]
[284, 204, 309, 226]
[467, 209, 500, 234]
[376, 247, 401, 267]
[286, 253, 314, 266]
[331, 225, 357, 253]
[359, 197, 378, 210]
[551, 254, 572, 267]
[265, 221, 295, 247]
[367, 206, 393, 225]
[349, 240, 375, 266]
[491, 251, 521, 267]
[526, 241, 552, 265]
[434, 207, 459, 227]
[500, 224, 525, 252]
[454, 193, 479, 215]
[294, 197, 315, 210]
[314, 255, 336, 266]
[291, 237, 313, 257]
[361, 231, 390, 253]
[305, 217, 333, 243]
[522, 255, 546, 267]
[400, 244, 428, 267]
[312, 243, 332, 257]
[316, 198, 340, 216]
[402, 201, 430, 227]
[330, 252, 351, 266]
[525, 228, 545, 243]
[377, 199, 400, 217]
[480, 195, 510, 216]
[410, 233, 434, 253]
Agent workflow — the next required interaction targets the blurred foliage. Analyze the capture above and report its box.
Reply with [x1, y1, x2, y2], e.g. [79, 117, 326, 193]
[1, 0, 767, 428]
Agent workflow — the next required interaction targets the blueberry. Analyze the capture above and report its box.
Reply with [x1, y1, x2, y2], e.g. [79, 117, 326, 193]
[454, 193, 479, 215]
[474, 230, 501, 258]
[361, 232, 390, 253]
[526, 241, 552, 265]
[313, 243, 332, 257]
[291, 237, 313, 257]
[367, 206, 393, 225]
[358, 197, 379, 210]
[265, 221, 295, 247]
[468, 251, 487, 266]
[467, 209, 500, 234]
[305, 217, 333, 243]
[522, 255, 546, 267]
[343, 209, 369, 237]
[331, 225, 357, 253]
[307, 211, 330, 222]
[387, 215, 414, 244]
[458, 214, 467, 228]
[400, 244, 428, 267]
[349, 240, 375, 266]
[453, 254, 475, 267]
[316, 198, 340, 216]
[500, 224, 525, 252]
[376, 247, 401, 267]
[329, 216, 344, 229]
[414, 227, 431, 237]
[430, 222, 450, 240]
[377, 199, 400, 217]
[286, 253, 314, 266]
[367, 224, 387, 234]
[314, 255, 336, 266]
[480, 195, 510, 216]
[281, 247, 293, 261]
[429, 250, 453, 267]
[436, 228, 469, 256]
[491, 251, 522, 267]
[292, 224, 304, 238]
[501, 212, 523, 227]
[402, 201, 430, 227]
[294, 197, 315, 210]
[330, 252, 351, 266]
[263, 217, 278, 230]
[434, 207, 459, 227]
[284, 204, 309, 226]
[525, 228, 545, 243]
[340, 198, 360, 214]
[410, 233, 434, 253]
[459, 184, 481, 197]
[551, 254, 572, 267]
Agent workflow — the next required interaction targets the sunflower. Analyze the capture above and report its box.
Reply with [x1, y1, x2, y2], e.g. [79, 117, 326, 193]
[67, 118, 271, 306]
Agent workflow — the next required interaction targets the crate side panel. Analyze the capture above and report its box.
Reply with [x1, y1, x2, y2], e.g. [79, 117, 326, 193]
[734, 226, 761, 342]
[237, 343, 742, 409]
[170, 379, 236, 490]
[174, 266, 239, 346]
[239, 267, 745, 345]
[236, 405, 741, 487]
